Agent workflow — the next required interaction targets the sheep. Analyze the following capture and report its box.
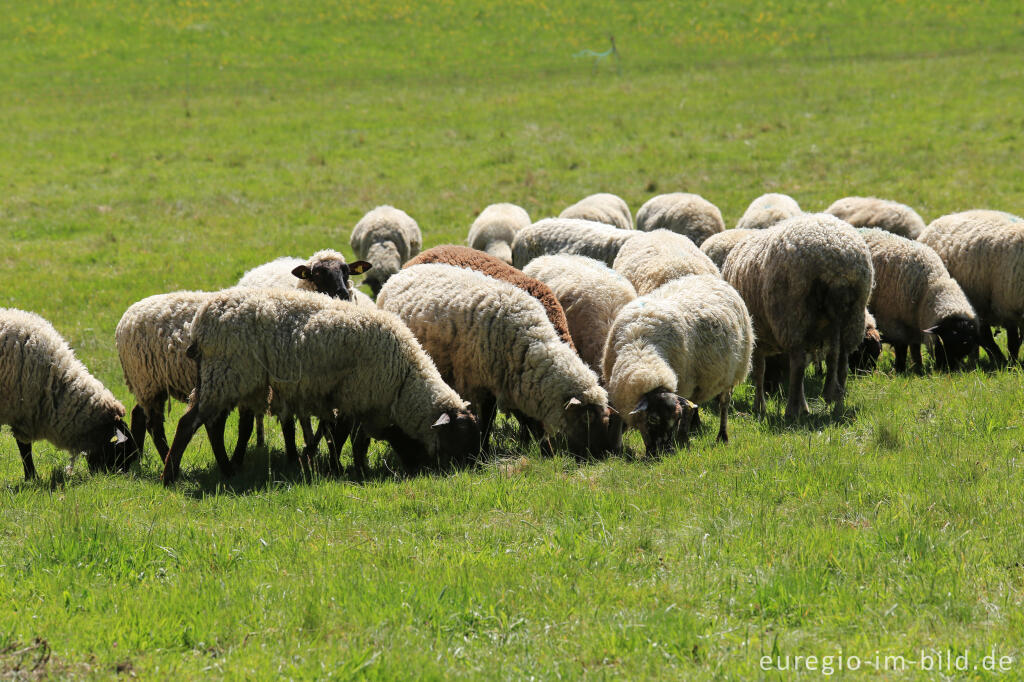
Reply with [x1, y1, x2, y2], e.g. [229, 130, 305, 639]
[467, 203, 531, 264]
[0, 308, 134, 480]
[404, 245, 575, 350]
[635, 193, 725, 246]
[161, 288, 479, 484]
[825, 196, 926, 240]
[349, 205, 423, 296]
[559, 193, 633, 230]
[602, 275, 753, 455]
[612, 229, 720, 296]
[237, 250, 371, 301]
[857, 228, 979, 372]
[699, 229, 759, 270]
[377, 263, 613, 458]
[918, 210, 1024, 365]
[722, 214, 874, 419]
[522, 255, 638, 372]
[510, 218, 637, 269]
[735, 193, 802, 229]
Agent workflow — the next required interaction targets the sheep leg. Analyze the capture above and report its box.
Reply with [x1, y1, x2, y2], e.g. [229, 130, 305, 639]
[148, 412, 172, 463]
[281, 417, 303, 466]
[255, 415, 265, 447]
[892, 343, 908, 373]
[203, 410, 235, 478]
[785, 348, 809, 420]
[978, 324, 1006, 367]
[830, 346, 850, 419]
[476, 396, 498, 452]
[910, 344, 924, 374]
[163, 405, 206, 485]
[752, 352, 766, 416]
[17, 440, 36, 480]
[350, 423, 371, 475]
[300, 417, 319, 460]
[716, 392, 730, 444]
[232, 409, 254, 466]
[1008, 325, 1022, 365]
[129, 405, 149, 460]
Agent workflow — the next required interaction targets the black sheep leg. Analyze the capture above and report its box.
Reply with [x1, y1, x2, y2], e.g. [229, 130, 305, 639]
[17, 440, 35, 480]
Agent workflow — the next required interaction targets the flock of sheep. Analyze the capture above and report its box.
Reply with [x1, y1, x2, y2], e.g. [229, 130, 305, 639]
[1, 192, 1021, 484]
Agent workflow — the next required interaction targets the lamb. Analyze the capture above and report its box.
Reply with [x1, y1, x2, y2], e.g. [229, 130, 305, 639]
[377, 264, 613, 457]
[735, 193, 802, 229]
[522, 255, 638, 372]
[918, 210, 1024, 365]
[161, 288, 479, 484]
[404, 245, 575, 349]
[349, 205, 423, 296]
[699, 229, 759, 270]
[722, 214, 874, 419]
[612, 229, 720, 296]
[602, 275, 753, 454]
[559, 193, 634, 230]
[634, 193, 725, 246]
[857, 228, 978, 372]
[236, 250, 371, 301]
[510, 218, 637, 269]
[467, 203, 531, 264]
[825, 196, 926, 240]
[0, 308, 134, 480]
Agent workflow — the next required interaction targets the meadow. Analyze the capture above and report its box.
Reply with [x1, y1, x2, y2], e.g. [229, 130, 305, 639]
[2, 0, 1023, 677]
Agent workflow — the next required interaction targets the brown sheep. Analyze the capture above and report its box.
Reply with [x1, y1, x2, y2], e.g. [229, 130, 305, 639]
[404, 245, 576, 351]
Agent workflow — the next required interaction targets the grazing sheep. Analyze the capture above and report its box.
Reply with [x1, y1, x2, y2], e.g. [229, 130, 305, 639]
[349, 205, 423, 296]
[468, 203, 531, 264]
[735, 193, 803, 230]
[559, 193, 633, 230]
[511, 218, 637, 269]
[1, 308, 134, 480]
[404, 245, 575, 350]
[602, 275, 754, 454]
[825, 196, 926, 239]
[858, 228, 978, 372]
[635, 193, 725, 246]
[378, 264, 612, 457]
[722, 214, 874, 419]
[612, 229, 720, 296]
[522, 255, 638, 372]
[699, 229, 759, 270]
[918, 210, 1024, 365]
[162, 288, 479, 484]
[237, 250, 371, 301]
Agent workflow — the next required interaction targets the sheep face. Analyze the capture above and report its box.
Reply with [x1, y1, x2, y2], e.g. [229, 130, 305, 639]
[928, 316, 980, 371]
[562, 398, 612, 458]
[292, 260, 371, 300]
[630, 389, 696, 456]
[431, 408, 480, 468]
[83, 418, 139, 473]
[849, 328, 883, 373]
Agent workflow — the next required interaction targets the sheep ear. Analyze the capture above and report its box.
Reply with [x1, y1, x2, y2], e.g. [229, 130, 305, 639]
[431, 413, 452, 429]
[292, 265, 311, 280]
[111, 423, 129, 444]
[564, 397, 583, 409]
[349, 260, 372, 275]
[922, 325, 939, 335]
[683, 399, 698, 410]
[629, 396, 649, 417]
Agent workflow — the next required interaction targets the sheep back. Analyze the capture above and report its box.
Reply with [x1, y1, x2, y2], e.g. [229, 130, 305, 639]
[468, 203, 531, 264]
[700, 229, 759, 270]
[735, 193, 802, 229]
[635, 192, 725, 246]
[559, 193, 633, 230]
[825, 196, 926, 239]
[511, 218, 637, 268]
[349, 205, 423, 293]
[613, 229, 720, 296]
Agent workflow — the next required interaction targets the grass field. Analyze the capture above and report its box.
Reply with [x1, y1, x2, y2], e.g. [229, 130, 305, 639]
[2, 0, 1024, 677]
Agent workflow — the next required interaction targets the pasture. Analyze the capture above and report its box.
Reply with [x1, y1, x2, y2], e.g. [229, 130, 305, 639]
[2, 0, 1023, 677]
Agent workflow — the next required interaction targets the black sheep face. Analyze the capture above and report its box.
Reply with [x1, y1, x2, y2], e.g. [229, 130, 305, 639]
[84, 418, 138, 473]
[431, 408, 480, 468]
[292, 260, 371, 300]
[562, 398, 612, 459]
[849, 329, 883, 373]
[630, 389, 696, 456]
[929, 316, 979, 370]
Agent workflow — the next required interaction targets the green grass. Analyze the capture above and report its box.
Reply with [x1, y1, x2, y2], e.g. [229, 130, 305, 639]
[2, 0, 1024, 677]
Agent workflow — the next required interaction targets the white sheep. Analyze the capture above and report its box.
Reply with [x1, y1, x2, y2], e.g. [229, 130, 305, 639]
[918, 210, 1024, 365]
[735, 193, 802, 229]
[722, 214, 874, 419]
[349, 205, 423, 296]
[161, 288, 479, 484]
[467, 203, 531, 264]
[825, 196, 926, 239]
[377, 263, 613, 457]
[1, 308, 134, 480]
[522, 255, 638, 372]
[511, 218, 637, 269]
[857, 228, 978, 372]
[612, 229, 720, 295]
[559, 193, 633, 230]
[635, 192, 725, 246]
[602, 275, 754, 454]
[699, 229, 759, 270]
[237, 250, 371, 301]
